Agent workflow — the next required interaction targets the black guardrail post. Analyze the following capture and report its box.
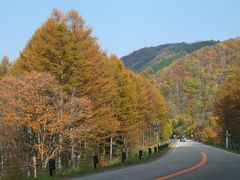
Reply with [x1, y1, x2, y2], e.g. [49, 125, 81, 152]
[122, 152, 126, 162]
[93, 154, 98, 169]
[154, 147, 157, 154]
[48, 159, 56, 176]
[148, 148, 152, 157]
[139, 150, 143, 159]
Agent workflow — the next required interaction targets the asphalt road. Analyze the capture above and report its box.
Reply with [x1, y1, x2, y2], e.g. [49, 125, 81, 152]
[70, 140, 240, 180]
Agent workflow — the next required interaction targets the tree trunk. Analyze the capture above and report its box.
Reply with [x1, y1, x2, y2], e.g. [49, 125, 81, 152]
[40, 133, 46, 169]
[57, 93, 64, 170]
[76, 139, 81, 165]
[71, 139, 75, 167]
[70, 88, 76, 167]
[84, 140, 87, 160]
[142, 129, 145, 148]
[57, 134, 62, 170]
[0, 154, 4, 174]
[110, 137, 113, 160]
[33, 153, 37, 178]
[57, 155, 62, 170]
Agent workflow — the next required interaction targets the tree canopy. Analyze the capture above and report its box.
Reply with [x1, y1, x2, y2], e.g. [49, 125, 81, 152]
[1, 9, 171, 178]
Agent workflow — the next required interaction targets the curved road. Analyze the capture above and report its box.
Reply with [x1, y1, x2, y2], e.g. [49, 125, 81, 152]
[71, 140, 240, 180]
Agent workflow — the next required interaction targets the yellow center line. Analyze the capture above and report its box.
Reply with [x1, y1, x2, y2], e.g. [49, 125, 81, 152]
[156, 152, 208, 180]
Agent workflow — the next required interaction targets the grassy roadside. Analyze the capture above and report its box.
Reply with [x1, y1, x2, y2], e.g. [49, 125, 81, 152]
[25, 140, 177, 180]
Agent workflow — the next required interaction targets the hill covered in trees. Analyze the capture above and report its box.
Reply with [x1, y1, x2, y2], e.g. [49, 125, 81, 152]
[153, 39, 240, 141]
[123, 38, 240, 143]
[122, 40, 218, 73]
[214, 67, 240, 144]
[0, 9, 172, 179]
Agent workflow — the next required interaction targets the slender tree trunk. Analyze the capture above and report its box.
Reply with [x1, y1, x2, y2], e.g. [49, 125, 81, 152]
[57, 153, 62, 169]
[57, 134, 62, 170]
[71, 139, 75, 167]
[40, 132, 46, 169]
[40, 146, 44, 169]
[110, 137, 113, 160]
[103, 144, 106, 157]
[84, 140, 87, 160]
[142, 127, 145, 148]
[70, 87, 76, 167]
[77, 139, 81, 165]
[57, 92, 64, 170]
[33, 153, 37, 178]
[27, 168, 31, 177]
[0, 153, 4, 174]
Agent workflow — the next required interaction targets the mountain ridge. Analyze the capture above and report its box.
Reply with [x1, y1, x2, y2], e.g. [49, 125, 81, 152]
[121, 40, 218, 73]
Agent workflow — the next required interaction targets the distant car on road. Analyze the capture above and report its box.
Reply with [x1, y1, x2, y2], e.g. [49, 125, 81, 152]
[180, 137, 186, 142]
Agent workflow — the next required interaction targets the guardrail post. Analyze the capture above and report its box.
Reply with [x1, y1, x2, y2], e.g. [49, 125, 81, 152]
[121, 152, 126, 162]
[148, 148, 152, 157]
[139, 150, 143, 159]
[93, 154, 98, 169]
[48, 159, 56, 176]
[154, 147, 157, 154]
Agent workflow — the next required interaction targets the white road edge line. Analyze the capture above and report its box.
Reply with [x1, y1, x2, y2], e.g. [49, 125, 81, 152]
[194, 141, 240, 158]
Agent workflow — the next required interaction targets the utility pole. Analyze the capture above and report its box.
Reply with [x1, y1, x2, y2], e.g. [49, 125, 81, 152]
[156, 132, 159, 146]
[225, 130, 231, 149]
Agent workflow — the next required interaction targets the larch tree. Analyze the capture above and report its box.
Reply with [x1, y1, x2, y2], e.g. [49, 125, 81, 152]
[0, 56, 10, 79]
[9, 9, 171, 171]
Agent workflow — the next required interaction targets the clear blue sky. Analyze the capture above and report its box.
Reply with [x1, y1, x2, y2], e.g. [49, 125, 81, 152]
[0, 0, 240, 61]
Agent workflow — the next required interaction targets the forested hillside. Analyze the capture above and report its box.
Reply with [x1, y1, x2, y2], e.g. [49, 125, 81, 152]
[154, 39, 240, 141]
[214, 67, 240, 144]
[122, 41, 218, 73]
[123, 38, 240, 143]
[0, 9, 171, 178]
